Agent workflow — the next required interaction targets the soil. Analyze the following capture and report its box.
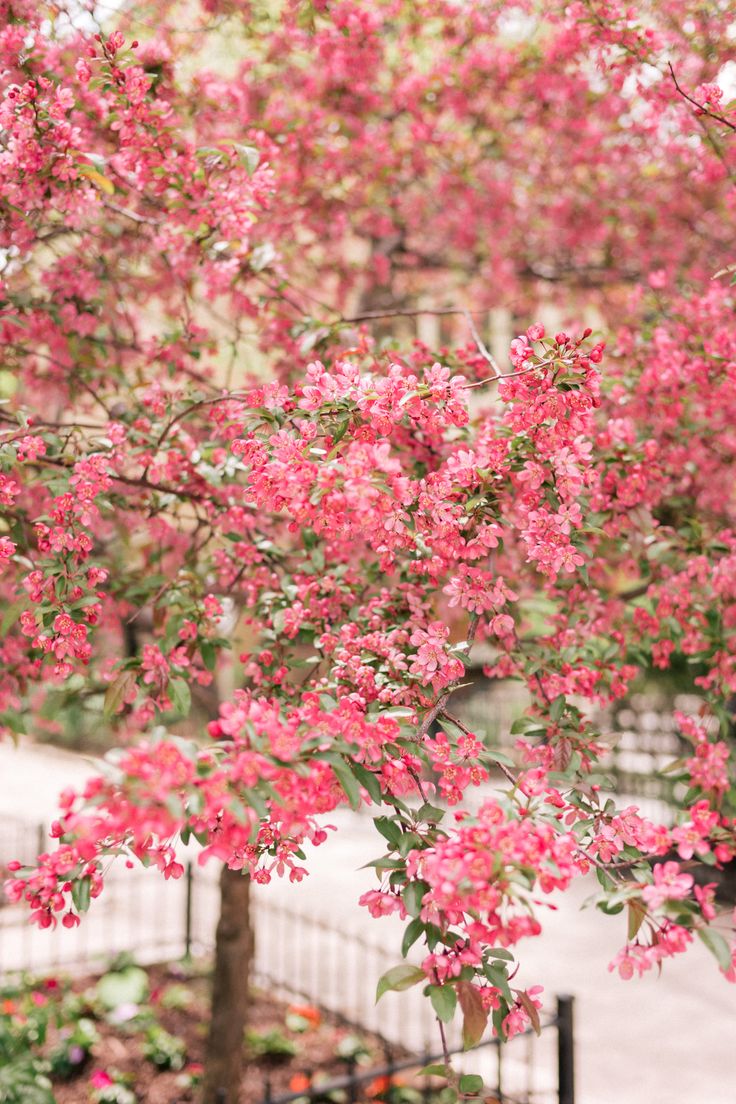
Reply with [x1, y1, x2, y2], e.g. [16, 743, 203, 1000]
[50, 963, 412, 1104]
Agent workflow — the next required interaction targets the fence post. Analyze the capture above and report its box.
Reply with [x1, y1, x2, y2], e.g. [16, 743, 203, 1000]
[184, 861, 194, 958]
[556, 994, 575, 1104]
[347, 1057, 357, 1104]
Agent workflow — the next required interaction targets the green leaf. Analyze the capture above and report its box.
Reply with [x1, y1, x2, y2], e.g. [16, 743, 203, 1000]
[374, 816, 403, 848]
[200, 640, 217, 671]
[550, 695, 566, 722]
[168, 678, 191, 717]
[397, 831, 422, 858]
[104, 669, 136, 719]
[401, 917, 425, 958]
[0, 598, 25, 635]
[418, 1064, 448, 1079]
[402, 880, 429, 918]
[244, 787, 269, 820]
[483, 748, 516, 768]
[362, 856, 405, 871]
[330, 416, 351, 447]
[416, 802, 445, 824]
[330, 756, 362, 810]
[491, 1005, 507, 1040]
[627, 899, 647, 941]
[459, 1074, 484, 1096]
[595, 866, 617, 891]
[0, 709, 25, 737]
[350, 761, 382, 804]
[485, 964, 513, 1004]
[429, 984, 457, 1023]
[697, 926, 733, 972]
[375, 964, 425, 1002]
[71, 877, 91, 914]
[439, 718, 465, 741]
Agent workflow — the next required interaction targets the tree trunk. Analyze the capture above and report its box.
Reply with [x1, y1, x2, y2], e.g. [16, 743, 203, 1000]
[201, 866, 254, 1104]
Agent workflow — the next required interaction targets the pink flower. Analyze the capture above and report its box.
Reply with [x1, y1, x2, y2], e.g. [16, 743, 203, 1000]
[641, 862, 694, 910]
[0, 537, 16, 567]
[90, 1070, 113, 1090]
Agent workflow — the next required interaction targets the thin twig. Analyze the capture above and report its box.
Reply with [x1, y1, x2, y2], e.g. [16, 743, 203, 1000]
[407, 765, 431, 804]
[154, 392, 249, 451]
[440, 708, 518, 786]
[462, 355, 557, 390]
[462, 309, 501, 375]
[668, 62, 736, 133]
[341, 305, 477, 324]
[102, 201, 161, 226]
[418, 616, 479, 739]
[576, 845, 641, 879]
[437, 1018, 454, 1079]
[33, 455, 213, 504]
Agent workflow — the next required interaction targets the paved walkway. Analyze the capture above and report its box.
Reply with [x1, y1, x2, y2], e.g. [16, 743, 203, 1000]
[1, 739, 735, 1103]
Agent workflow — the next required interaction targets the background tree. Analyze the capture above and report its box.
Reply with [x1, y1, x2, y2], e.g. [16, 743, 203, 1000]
[2, 2, 736, 1103]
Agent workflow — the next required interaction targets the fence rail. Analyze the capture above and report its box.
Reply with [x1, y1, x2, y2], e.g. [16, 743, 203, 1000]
[261, 995, 574, 1104]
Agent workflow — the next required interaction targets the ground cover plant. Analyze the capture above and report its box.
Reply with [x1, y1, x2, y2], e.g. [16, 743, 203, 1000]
[2, 1, 736, 1100]
[0, 962, 417, 1104]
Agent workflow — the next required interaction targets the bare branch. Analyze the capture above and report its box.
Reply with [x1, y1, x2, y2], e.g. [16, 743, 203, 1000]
[462, 309, 501, 375]
[341, 305, 477, 324]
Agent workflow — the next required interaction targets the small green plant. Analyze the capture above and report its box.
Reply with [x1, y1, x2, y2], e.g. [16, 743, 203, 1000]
[0, 1057, 55, 1104]
[0, 979, 63, 1102]
[304, 1072, 348, 1104]
[158, 983, 193, 1012]
[335, 1034, 372, 1064]
[174, 1062, 204, 1096]
[0, 989, 54, 1062]
[285, 1004, 321, 1033]
[95, 967, 149, 1012]
[89, 1068, 137, 1104]
[372, 1085, 450, 1104]
[59, 988, 99, 1023]
[48, 1016, 99, 1080]
[142, 1025, 186, 1071]
[245, 1028, 298, 1061]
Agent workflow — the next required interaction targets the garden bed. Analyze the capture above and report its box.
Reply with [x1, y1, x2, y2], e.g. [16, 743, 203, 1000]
[0, 959, 419, 1104]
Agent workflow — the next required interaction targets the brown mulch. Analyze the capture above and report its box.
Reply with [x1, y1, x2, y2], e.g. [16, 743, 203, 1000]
[50, 964, 409, 1104]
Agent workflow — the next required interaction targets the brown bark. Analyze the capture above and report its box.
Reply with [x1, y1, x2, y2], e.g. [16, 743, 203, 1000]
[201, 866, 254, 1104]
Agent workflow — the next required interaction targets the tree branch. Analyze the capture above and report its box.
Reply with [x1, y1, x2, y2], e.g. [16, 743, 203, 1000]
[668, 62, 736, 133]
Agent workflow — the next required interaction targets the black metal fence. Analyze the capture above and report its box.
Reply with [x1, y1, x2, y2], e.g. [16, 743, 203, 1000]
[258, 996, 575, 1104]
[0, 819, 200, 974]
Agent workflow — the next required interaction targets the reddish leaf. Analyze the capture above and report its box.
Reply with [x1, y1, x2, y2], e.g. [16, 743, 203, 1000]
[457, 981, 488, 1049]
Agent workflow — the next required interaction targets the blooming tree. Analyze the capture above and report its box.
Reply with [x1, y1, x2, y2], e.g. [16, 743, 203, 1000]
[2, 0, 736, 1100]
